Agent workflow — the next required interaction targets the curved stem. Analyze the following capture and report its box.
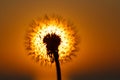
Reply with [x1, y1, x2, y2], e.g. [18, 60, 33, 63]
[54, 52, 61, 80]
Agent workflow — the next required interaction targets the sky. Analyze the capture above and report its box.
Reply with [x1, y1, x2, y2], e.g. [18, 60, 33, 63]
[0, 0, 120, 80]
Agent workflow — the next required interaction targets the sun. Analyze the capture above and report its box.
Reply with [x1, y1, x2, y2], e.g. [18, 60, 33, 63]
[25, 15, 77, 64]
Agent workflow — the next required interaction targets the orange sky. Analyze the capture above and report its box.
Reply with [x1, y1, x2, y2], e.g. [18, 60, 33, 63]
[0, 0, 120, 80]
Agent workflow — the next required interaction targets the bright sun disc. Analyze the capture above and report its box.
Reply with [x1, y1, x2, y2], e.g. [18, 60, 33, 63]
[25, 15, 77, 64]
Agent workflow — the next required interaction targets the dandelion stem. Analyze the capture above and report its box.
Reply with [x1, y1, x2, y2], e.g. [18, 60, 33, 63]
[54, 51, 61, 80]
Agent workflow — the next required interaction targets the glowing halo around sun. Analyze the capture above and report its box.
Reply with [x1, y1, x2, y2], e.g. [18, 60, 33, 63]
[25, 15, 78, 64]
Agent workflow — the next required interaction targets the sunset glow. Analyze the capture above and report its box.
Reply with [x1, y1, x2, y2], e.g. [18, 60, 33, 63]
[25, 15, 77, 64]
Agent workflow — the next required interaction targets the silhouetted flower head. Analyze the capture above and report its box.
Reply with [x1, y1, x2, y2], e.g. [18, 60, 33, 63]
[25, 15, 78, 64]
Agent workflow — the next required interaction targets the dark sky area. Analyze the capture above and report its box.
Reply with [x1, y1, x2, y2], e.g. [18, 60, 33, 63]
[0, 0, 120, 80]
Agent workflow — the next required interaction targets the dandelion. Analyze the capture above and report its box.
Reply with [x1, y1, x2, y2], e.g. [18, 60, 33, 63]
[25, 15, 78, 80]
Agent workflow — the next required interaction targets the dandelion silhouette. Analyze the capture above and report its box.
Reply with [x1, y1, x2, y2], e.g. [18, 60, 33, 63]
[25, 15, 78, 80]
[43, 33, 61, 80]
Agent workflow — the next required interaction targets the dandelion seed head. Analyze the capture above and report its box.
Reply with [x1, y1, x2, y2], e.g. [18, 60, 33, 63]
[25, 15, 78, 64]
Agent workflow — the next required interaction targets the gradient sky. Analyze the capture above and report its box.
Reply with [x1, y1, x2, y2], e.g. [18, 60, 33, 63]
[0, 0, 120, 80]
